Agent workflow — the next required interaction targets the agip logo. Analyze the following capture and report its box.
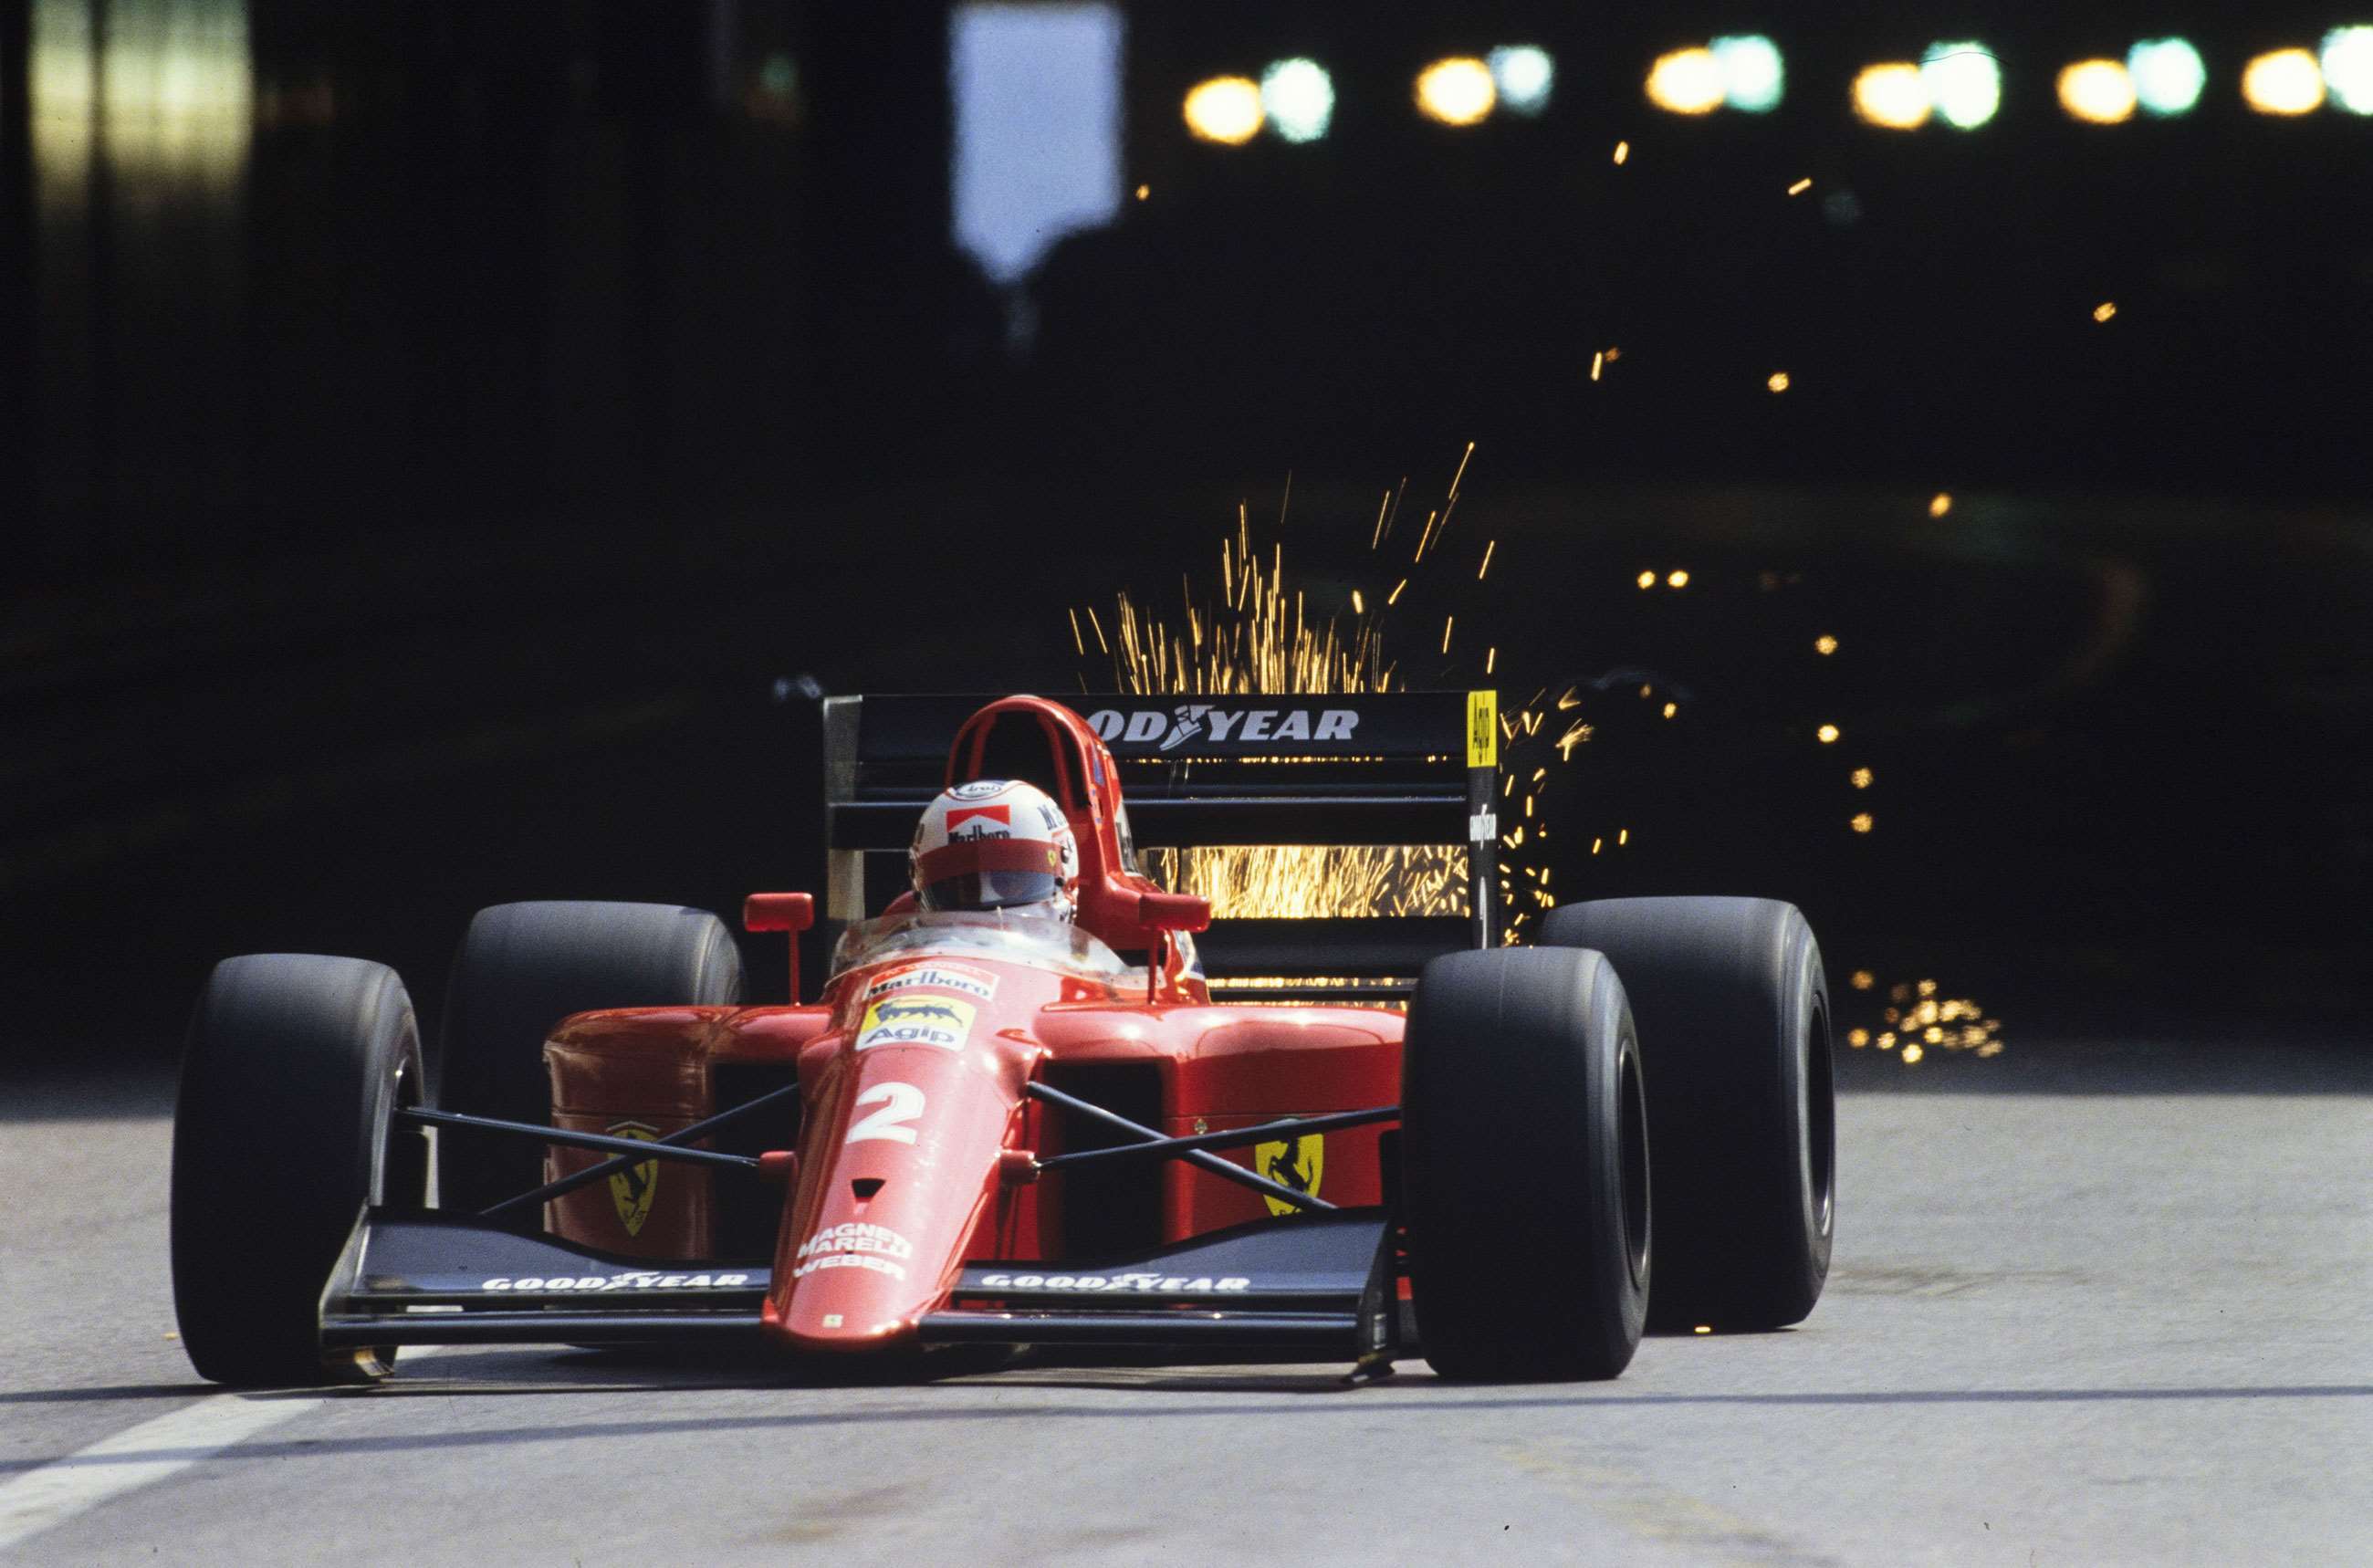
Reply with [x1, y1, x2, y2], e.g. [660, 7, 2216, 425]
[853, 995, 976, 1051]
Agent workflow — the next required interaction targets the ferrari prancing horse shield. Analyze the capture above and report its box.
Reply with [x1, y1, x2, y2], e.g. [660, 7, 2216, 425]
[1254, 1133, 1322, 1217]
[606, 1121, 660, 1237]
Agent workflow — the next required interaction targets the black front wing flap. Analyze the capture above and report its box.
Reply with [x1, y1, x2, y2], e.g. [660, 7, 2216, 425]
[316, 1207, 1405, 1361]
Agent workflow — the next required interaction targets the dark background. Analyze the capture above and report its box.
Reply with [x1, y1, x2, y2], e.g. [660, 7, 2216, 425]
[5, 1, 2368, 1062]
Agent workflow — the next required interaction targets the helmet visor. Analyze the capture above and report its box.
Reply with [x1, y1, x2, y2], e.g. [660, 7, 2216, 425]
[919, 869, 1063, 912]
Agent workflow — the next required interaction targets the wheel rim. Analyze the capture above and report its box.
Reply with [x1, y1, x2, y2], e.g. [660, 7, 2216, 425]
[1618, 1036, 1650, 1289]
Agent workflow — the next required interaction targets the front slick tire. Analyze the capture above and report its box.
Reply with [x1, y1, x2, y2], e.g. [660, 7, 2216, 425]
[1401, 947, 1650, 1381]
[1542, 896, 1834, 1333]
[171, 955, 428, 1386]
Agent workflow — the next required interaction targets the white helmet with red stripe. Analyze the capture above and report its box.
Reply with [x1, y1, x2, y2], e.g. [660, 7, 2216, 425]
[909, 779, 1080, 919]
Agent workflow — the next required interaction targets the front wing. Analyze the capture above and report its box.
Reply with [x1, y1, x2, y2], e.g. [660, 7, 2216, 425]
[319, 1207, 1404, 1362]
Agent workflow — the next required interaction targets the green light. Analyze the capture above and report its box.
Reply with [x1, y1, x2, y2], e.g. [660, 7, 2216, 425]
[2323, 27, 2373, 114]
[1488, 46, 1553, 116]
[1260, 57, 1334, 142]
[1920, 41, 2001, 129]
[2127, 38, 2207, 116]
[1710, 36, 1784, 113]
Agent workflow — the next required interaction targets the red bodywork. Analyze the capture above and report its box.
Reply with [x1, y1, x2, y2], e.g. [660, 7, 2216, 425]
[539, 696, 1403, 1352]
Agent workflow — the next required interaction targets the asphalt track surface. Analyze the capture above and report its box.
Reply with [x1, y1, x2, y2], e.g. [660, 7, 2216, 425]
[4, 1040, 2368, 1566]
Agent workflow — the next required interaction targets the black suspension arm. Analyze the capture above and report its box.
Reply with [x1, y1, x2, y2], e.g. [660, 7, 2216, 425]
[475, 1082, 806, 1218]
[1029, 1103, 1400, 1174]
[399, 1107, 760, 1172]
[1023, 1082, 1336, 1212]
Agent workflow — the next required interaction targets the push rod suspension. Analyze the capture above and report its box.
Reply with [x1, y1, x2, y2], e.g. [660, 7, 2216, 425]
[1029, 1103, 1399, 1174]
[1023, 1082, 1336, 1212]
[398, 1108, 760, 1172]
[476, 1082, 806, 1218]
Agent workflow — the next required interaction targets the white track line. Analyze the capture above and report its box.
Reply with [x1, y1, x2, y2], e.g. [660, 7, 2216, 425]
[0, 1391, 325, 1552]
[0, 1348, 448, 1554]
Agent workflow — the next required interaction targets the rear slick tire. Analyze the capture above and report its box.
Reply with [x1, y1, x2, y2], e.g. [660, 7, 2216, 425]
[1542, 896, 1834, 1332]
[1400, 947, 1650, 1381]
[437, 901, 743, 1228]
[171, 954, 429, 1386]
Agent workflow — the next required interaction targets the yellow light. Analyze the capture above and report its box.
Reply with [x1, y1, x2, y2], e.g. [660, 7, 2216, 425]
[2242, 49, 2326, 116]
[1617, 828, 1628, 845]
[1636, 570, 1657, 589]
[1486, 646, 1497, 674]
[1814, 634, 1838, 654]
[2093, 301, 2117, 322]
[1851, 812, 1874, 833]
[1135, 183, 1150, 200]
[1816, 724, 1841, 744]
[1646, 48, 1724, 115]
[1846, 1029, 1871, 1048]
[1849, 969, 1876, 990]
[1592, 837, 1603, 854]
[1693, 1324, 1712, 1334]
[1416, 57, 1497, 126]
[1767, 371, 1791, 392]
[1929, 491, 1953, 517]
[1184, 77, 1264, 144]
[1351, 589, 1364, 613]
[1591, 350, 1605, 382]
[1853, 63, 1930, 129]
[2058, 59, 2138, 123]
[1901, 1042, 1925, 1064]
[1788, 177, 1813, 195]
[1667, 569, 1689, 588]
[1851, 767, 1874, 789]
[1661, 702, 1678, 718]
[1613, 139, 1630, 164]
[1478, 540, 1496, 580]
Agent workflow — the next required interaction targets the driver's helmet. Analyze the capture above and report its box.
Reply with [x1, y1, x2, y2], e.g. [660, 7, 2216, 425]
[909, 779, 1080, 919]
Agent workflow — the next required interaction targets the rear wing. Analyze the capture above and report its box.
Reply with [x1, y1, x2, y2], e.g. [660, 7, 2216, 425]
[821, 692, 1500, 989]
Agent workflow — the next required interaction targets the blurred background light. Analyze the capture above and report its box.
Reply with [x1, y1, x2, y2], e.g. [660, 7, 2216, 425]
[1920, 41, 2002, 129]
[1184, 74, 1263, 143]
[1416, 57, 1497, 126]
[2059, 60, 2138, 123]
[1260, 57, 1334, 141]
[2322, 27, 2373, 113]
[951, 4, 1124, 287]
[1853, 63, 1931, 129]
[1487, 46, 1554, 116]
[1710, 36, 1785, 112]
[2127, 38, 2208, 117]
[1646, 47, 1724, 115]
[30, 0, 255, 191]
[2242, 48, 2326, 115]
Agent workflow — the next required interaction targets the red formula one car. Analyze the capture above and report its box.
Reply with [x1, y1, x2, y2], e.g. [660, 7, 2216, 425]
[170, 692, 1834, 1386]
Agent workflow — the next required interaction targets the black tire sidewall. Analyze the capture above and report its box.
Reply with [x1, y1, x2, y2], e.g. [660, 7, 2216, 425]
[171, 955, 423, 1385]
[1541, 896, 1834, 1330]
[1402, 946, 1648, 1381]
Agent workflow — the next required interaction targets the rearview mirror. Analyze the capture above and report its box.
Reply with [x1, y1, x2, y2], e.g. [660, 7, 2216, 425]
[744, 893, 816, 1003]
[1137, 891, 1211, 934]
